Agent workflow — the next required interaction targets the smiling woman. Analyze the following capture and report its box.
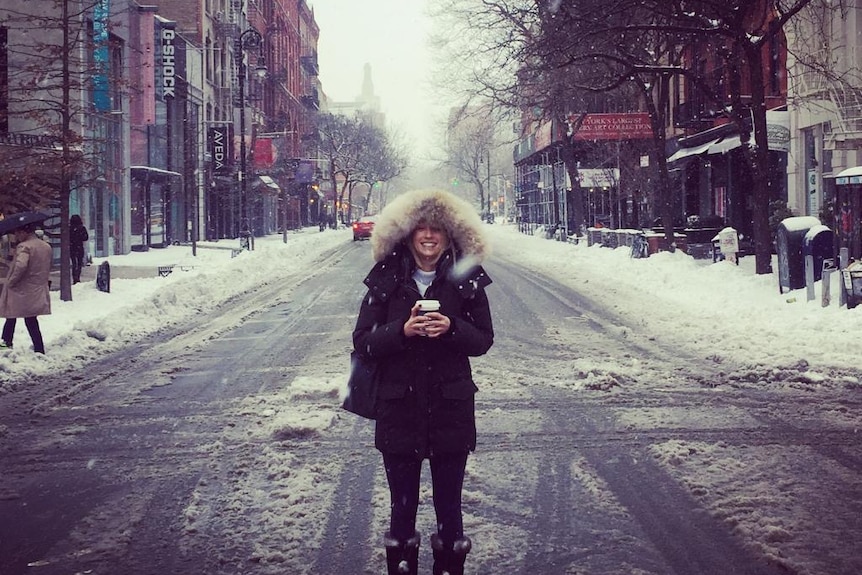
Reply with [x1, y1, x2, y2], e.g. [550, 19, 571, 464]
[409, 223, 448, 271]
[352, 188, 493, 575]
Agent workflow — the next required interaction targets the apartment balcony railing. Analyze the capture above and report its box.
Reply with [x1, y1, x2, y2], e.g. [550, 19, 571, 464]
[300, 52, 319, 76]
[301, 88, 319, 111]
[830, 83, 862, 134]
[794, 69, 830, 99]
[268, 67, 288, 82]
[826, 83, 862, 149]
[792, 48, 862, 145]
[215, 21, 240, 39]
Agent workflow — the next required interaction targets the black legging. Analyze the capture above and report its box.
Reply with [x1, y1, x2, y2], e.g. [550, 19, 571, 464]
[383, 451, 468, 546]
[2, 317, 45, 353]
[71, 248, 84, 282]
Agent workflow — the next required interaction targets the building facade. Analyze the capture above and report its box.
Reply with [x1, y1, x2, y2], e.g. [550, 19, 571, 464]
[1, 0, 132, 258]
[667, 9, 789, 246]
[0, 0, 322, 258]
[786, 3, 862, 229]
[513, 1, 795, 252]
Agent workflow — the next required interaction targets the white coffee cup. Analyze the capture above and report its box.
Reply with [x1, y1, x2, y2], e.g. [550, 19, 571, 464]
[416, 299, 440, 315]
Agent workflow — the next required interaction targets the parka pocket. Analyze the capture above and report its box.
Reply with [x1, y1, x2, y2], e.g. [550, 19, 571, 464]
[440, 379, 478, 400]
[377, 383, 408, 400]
[375, 382, 416, 426]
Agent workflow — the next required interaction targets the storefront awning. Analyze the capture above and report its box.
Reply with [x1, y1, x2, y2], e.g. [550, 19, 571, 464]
[258, 175, 281, 192]
[708, 135, 742, 155]
[834, 166, 862, 185]
[668, 107, 787, 164]
[668, 135, 752, 162]
[131, 166, 182, 180]
[667, 139, 719, 163]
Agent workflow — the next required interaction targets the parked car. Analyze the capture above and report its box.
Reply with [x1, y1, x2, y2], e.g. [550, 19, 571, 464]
[352, 215, 376, 241]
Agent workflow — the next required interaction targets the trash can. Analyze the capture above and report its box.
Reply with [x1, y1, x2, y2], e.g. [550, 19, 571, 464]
[96, 261, 110, 293]
[802, 225, 835, 282]
[776, 216, 821, 293]
[841, 261, 862, 309]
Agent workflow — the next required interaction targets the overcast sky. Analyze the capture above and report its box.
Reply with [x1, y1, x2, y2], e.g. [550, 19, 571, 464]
[309, 0, 443, 162]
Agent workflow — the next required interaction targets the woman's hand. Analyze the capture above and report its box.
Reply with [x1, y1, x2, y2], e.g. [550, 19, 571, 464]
[422, 311, 451, 338]
[404, 303, 451, 338]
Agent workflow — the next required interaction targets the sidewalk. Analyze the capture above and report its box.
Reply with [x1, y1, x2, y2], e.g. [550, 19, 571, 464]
[49, 263, 159, 290]
[46, 241, 247, 291]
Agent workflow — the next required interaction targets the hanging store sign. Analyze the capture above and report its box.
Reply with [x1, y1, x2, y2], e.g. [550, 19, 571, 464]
[535, 121, 553, 150]
[295, 160, 315, 183]
[158, 22, 185, 100]
[161, 27, 177, 99]
[567, 113, 653, 141]
[209, 126, 233, 175]
[253, 138, 280, 170]
[766, 110, 790, 153]
[573, 168, 620, 188]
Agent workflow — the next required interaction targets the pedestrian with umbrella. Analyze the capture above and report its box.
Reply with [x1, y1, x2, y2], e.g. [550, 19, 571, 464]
[0, 212, 52, 353]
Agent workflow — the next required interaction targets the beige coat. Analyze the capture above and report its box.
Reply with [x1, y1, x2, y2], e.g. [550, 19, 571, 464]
[0, 233, 52, 318]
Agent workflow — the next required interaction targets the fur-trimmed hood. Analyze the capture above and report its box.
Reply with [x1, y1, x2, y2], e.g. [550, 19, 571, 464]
[370, 189, 489, 263]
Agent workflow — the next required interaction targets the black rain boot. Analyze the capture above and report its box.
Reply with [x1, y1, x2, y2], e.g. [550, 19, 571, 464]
[431, 533, 472, 575]
[384, 530, 420, 575]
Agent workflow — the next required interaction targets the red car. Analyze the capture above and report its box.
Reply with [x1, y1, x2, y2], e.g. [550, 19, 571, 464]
[352, 215, 375, 241]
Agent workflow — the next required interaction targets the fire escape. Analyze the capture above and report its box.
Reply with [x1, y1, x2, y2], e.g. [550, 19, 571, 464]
[795, 50, 862, 151]
[300, 51, 320, 113]
[826, 82, 862, 150]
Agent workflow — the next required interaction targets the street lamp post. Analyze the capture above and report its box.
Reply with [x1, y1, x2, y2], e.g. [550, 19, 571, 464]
[235, 27, 267, 250]
[491, 174, 511, 221]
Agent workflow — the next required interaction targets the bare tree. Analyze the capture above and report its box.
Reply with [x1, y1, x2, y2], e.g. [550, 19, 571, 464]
[355, 119, 409, 214]
[784, 0, 859, 100]
[317, 113, 360, 224]
[431, 0, 676, 239]
[443, 105, 499, 214]
[317, 111, 406, 223]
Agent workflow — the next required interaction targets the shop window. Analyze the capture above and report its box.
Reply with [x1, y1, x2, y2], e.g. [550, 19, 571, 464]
[206, 36, 213, 81]
[110, 39, 123, 111]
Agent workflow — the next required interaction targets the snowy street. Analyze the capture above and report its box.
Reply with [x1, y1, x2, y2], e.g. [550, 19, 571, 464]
[0, 225, 860, 574]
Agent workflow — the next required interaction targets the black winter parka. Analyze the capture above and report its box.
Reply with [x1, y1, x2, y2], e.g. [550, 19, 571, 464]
[353, 244, 493, 458]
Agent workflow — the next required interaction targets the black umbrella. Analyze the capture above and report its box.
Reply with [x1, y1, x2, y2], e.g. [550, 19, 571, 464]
[0, 211, 53, 237]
